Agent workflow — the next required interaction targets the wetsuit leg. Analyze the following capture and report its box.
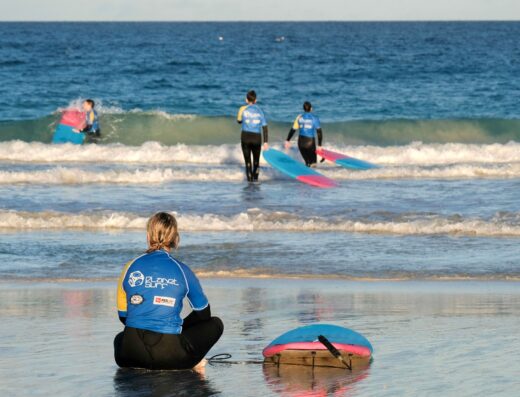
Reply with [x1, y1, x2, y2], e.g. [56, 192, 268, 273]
[114, 327, 159, 369]
[241, 142, 253, 181]
[181, 316, 224, 366]
[298, 136, 317, 167]
[251, 143, 261, 181]
[241, 132, 262, 182]
[114, 320, 223, 370]
[84, 129, 101, 144]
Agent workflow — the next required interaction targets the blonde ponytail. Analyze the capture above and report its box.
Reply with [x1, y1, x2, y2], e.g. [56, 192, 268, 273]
[146, 212, 180, 253]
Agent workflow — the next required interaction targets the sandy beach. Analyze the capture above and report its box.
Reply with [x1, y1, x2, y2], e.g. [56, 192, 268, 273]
[1, 278, 518, 396]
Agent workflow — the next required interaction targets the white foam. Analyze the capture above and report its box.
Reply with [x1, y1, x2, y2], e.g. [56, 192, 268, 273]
[0, 141, 244, 164]
[1, 209, 519, 237]
[55, 99, 197, 120]
[324, 163, 520, 180]
[0, 162, 519, 186]
[0, 167, 251, 184]
[326, 141, 520, 166]
[2, 140, 520, 168]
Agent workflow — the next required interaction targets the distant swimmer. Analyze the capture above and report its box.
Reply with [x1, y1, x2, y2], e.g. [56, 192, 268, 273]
[73, 99, 100, 138]
[285, 101, 323, 167]
[114, 212, 223, 370]
[237, 90, 269, 182]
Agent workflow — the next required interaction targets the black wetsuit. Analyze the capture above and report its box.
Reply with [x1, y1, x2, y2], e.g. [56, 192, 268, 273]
[114, 250, 223, 370]
[114, 306, 223, 370]
[81, 125, 101, 137]
[237, 104, 268, 182]
[287, 128, 323, 167]
[241, 130, 268, 181]
[81, 110, 101, 139]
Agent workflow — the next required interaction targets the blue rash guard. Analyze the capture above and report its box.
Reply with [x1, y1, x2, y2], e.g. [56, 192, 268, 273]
[83, 109, 99, 133]
[117, 250, 209, 334]
[237, 104, 267, 134]
[292, 112, 321, 138]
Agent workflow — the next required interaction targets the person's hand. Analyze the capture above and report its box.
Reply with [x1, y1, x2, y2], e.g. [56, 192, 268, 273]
[263, 142, 269, 150]
[284, 141, 291, 150]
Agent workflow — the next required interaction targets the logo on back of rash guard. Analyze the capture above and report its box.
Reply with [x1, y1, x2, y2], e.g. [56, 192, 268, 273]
[128, 271, 144, 287]
[153, 296, 176, 307]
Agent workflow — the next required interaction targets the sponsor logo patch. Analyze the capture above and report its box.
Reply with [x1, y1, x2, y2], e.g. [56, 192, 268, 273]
[153, 296, 176, 307]
[130, 294, 144, 305]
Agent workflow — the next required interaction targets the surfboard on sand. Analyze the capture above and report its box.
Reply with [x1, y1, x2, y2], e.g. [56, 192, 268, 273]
[52, 110, 86, 144]
[316, 148, 379, 170]
[263, 324, 373, 369]
[263, 149, 338, 188]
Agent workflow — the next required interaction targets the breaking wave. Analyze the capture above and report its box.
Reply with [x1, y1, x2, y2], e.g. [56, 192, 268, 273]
[2, 162, 520, 185]
[1, 209, 520, 237]
[0, 140, 519, 168]
[1, 106, 520, 146]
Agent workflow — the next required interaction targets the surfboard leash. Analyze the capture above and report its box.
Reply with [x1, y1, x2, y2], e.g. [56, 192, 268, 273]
[317, 335, 352, 371]
[206, 353, 264, 366]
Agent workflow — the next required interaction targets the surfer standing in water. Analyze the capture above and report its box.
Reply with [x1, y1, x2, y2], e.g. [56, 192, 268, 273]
[285, 101, 323, 167]
[237, 90, 269, 182]
[73, 99, 101, 138]
[114, 212, 223, 370]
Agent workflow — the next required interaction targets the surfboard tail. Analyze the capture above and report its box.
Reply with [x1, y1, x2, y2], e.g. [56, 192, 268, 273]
[297, 175, 338, 188]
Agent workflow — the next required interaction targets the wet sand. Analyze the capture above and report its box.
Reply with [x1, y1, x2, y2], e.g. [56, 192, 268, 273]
[0, 279, 519, 396]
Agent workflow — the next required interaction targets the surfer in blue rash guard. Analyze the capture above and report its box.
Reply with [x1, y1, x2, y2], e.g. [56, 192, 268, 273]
[73, 99, 100, 137]
[285, 101, 323, 167]
[114, 212, 223, 370]
[237, 90, 269, 182]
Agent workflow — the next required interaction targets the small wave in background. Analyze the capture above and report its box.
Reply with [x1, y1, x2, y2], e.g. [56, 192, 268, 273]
[1, 108, 520, 146]
[1, 209, 519, 237]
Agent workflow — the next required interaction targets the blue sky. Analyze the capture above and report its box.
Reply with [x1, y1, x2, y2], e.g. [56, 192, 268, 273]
[1, 0, 519, 21]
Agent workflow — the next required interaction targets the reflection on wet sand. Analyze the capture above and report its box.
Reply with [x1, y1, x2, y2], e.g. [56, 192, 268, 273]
[263, 363, 370, 397]
[1, 280, 518, 396]
[113, 368, 219, 397]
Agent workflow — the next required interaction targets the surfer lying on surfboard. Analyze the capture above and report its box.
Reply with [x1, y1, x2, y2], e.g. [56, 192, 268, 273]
[114, 212, 223, 370]
[285, 101, 323, 167]
[72, 99, 101, 138]
[237, 90, 269, 182]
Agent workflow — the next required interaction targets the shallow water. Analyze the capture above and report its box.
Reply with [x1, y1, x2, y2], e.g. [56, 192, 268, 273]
[0, 163, 519, 280]
[0, 280, 518, 397]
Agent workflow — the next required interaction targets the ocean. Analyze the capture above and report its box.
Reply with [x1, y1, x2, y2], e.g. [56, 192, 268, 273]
[0, 22, 519, 281]
[0, 22, 519, 396]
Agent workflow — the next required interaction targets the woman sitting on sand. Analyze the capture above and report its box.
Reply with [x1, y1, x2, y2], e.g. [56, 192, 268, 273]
[114, 212, 223, 370]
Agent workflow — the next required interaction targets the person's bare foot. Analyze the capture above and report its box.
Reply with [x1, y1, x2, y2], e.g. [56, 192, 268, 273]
[192, 358, 207, 375]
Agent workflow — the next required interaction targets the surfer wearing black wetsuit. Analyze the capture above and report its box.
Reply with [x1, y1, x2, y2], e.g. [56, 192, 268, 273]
[114, 212, 223, 370]
[285, 102, 323, 167]
[74, 99, 100, 138]
[237, 90, 269, 182]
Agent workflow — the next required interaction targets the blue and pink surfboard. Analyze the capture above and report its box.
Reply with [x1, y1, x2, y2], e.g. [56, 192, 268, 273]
[263, 149, 338, 188]
[52, 110, 86, 145]
[263, 324, 373, 369]
[316, 148, 379, 170]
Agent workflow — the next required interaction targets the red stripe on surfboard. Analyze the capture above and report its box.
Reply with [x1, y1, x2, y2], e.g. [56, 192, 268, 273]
[297, 175, 338, 188]
[316, 148, 349, 162]
[263, 342, 372, 358]
[60, 110, 85, 128]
